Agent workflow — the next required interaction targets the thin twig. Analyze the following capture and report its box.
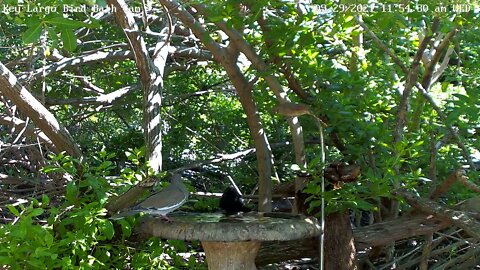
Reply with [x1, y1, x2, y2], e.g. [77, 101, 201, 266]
[456, 174, 480, 193]
[429, 169, 464, 200]
[354, 16, 408, 74]
[416, 83, 475, 168]
[420, 233, 433, 270]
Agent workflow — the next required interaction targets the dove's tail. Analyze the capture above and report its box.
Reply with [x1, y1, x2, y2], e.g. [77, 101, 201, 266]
[109, 209, 143, 220]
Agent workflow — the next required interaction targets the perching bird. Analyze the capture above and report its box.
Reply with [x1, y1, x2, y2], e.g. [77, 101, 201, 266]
[111, 174, 189, 220]
[219, 186, 251, 214]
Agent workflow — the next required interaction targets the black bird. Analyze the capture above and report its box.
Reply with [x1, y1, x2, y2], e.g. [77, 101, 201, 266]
[219, 186, 251, 214]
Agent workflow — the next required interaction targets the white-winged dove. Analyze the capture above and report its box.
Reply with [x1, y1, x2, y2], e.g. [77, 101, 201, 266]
[111, 174, 189, 220]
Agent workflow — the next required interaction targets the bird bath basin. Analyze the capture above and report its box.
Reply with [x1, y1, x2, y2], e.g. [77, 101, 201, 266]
[137, 212, 321, 270]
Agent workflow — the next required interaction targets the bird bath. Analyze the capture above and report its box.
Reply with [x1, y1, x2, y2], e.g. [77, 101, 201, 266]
[137, 212, 321, 270]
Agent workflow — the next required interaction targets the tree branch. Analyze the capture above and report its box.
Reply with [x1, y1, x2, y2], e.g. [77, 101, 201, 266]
[0, 62, 82, 159]
[395, 189, 480, 238]
[18, 46, 212, 83]
[45, 85, 139, 107]
[415, 83, 475, 168]
[429, 169, 465, 200]
[394, 18, 439, 144]
[160, 0, 274, 212]
[421, 26, 458, 89]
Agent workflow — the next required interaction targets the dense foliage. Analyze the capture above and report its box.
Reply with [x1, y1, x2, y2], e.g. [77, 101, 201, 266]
[0, 0, 479, 268]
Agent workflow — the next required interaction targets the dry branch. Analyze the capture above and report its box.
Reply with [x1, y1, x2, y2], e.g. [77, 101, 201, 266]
[0, 63, 82, 158]
[256, 214, 449, 265]
[421, 27, 458, 88]
[354, 215, 450, 250]
[456, 174, 480, 194]
[45, 85, 139, 107]
[394, 17, 439, 146]
[395, 189, 480, 238]
[430, 169, 480, 200]
[416, 84, 475, 168]
[429, 169, 465, 200]
[0, 115, 56, 151]
[18, 46, 212, 83]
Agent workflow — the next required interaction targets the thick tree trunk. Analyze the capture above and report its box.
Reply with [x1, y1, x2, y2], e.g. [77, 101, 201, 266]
[106, 0, 167, 174]
[105, 0, 169, 213]
[223, 65, 273, 212]
[324, 212, 358, 270]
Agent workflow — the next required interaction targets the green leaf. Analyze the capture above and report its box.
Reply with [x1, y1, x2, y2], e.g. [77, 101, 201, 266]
[44, 232, 54, 247]
[46, 25, 59, 47]
[0, 256, 13, 265]
[42, 195, 50, 206]
[7, 205, 19, 217]
[27, 258, 45, 268]
[97, 160, 114, 171]
[66, 182, 78, 203]
[308, 200, 322, 208]
[22, 23, 43, 43]
[34, 247, 52, 257]
[41, 165, 64, 173]
[12, 223, 27, 239]
[60, 28, 77, 51]
[354, 199, 374, 211]
[47, 16, 89, 28]
[29, 208, 44, 217]
[101, 220, 114, 240]
[117, 219, 132, 237]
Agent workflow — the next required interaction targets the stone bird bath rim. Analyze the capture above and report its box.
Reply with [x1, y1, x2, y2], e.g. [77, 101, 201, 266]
[137, 212, 321, 270]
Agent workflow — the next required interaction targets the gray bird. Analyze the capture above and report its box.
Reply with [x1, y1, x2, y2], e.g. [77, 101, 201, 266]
[111, 174, 188, 220]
